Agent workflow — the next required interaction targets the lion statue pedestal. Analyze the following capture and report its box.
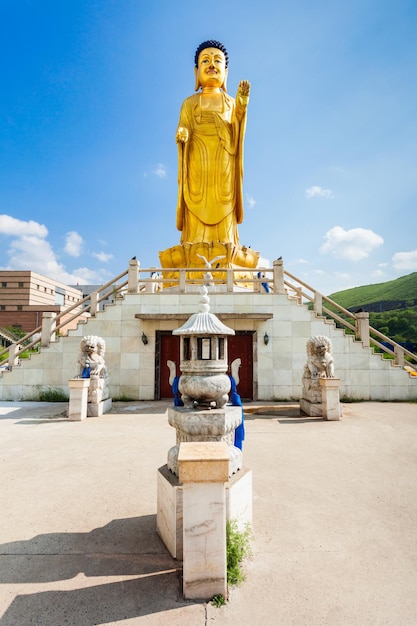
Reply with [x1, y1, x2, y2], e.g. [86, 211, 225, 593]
[300, 335, 341, 420]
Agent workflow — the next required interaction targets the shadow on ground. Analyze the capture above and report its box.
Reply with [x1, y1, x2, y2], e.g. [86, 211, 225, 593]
[0, 515, 191, 626]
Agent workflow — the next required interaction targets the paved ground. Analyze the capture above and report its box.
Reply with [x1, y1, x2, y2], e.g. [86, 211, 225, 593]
[0, 400, 416, 625]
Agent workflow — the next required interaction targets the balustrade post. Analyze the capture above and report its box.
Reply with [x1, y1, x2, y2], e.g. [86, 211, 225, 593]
[128, 258, 140, 294]
[90, 291, 98, 316]
[394, 344, 405, 367]
[273, 258, 286, 294]
[8, 343, 20, 368]
[314, 292, 323, 316]
[355, 312, 370, 348]
[227, 268, 234, 292]
[179, 269, 186, 293]
[41, 312, 56, 347]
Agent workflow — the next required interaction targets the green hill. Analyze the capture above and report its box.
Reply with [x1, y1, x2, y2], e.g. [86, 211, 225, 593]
[328, 272, 417, 312]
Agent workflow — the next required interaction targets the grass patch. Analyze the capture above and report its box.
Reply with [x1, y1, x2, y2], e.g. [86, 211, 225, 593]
[211, 594, 226, 607]
[36, 386, 68, 402]
[226, 520, 253, 586]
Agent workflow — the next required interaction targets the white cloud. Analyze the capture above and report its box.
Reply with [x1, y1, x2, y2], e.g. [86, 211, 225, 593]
[69, 266, 111, 284]
[0, 214, 111, 285]
[7, 235, 75, 281]
[392, 249, 417, 271]
[371, 269, 386, 279]
[64, 231, 83, 257]
[305, 186, 333, 199]
[0, 214, 48, 238]
[296, 258, 309, 264]
[92, 251, 114, 262]
[6, 236, 110, 284]
[246, 194, 256, 208]
[334, 272, 351, 281]
[154, 163, 167, 178]
[319, 226, 384, 261]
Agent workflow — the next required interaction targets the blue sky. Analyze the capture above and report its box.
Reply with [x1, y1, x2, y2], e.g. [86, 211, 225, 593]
[1, 0, 416, 294]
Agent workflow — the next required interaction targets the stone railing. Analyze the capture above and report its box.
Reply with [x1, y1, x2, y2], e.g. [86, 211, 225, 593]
[1, 258, 416, 374]
[283, 269, 417, 371]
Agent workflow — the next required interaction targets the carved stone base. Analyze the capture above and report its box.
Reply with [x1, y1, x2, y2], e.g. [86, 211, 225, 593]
[299, 397, 323, 417]
[300, 377, 323, 416]
[166, 405, 243, 476]
[156, 464, 252, 560]
[87, 397, 112, 417]
[300, 376, 342, 420]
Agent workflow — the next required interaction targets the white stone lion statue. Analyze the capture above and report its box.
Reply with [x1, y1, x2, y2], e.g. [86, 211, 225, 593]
[77, 335, 107, 378]
[304, 335, 334, 379]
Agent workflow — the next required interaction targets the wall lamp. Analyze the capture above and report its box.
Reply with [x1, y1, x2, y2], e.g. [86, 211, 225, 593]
[141, 332, 148, 345]
[263, 332, 270, 346]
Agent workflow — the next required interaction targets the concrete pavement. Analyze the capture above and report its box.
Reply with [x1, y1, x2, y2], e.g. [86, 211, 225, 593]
[0, 400, 417, 625]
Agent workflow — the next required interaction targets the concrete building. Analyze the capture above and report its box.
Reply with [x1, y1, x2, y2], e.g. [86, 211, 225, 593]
[0, 271, 84, 335]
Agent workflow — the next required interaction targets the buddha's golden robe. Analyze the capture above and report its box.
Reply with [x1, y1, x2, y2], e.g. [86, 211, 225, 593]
[176, 92, 246, 246]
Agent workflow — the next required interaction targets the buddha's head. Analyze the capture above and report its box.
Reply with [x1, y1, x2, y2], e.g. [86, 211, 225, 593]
[194, 40, 228, 92]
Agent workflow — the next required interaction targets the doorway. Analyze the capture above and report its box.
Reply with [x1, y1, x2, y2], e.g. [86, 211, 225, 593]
[156, 330, 254, 400]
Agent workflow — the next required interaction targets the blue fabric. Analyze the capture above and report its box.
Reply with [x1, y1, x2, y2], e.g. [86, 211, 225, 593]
[257, 271, 270, 293]
[81, 363, 91, 378]
[229, 375, 245, 450]
[172, 376, 184, 407]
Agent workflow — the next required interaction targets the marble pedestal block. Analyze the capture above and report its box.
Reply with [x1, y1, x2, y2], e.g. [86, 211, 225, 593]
[179, 442, 229, 600]
[167, 405, 243, 476]
[320, 377, 342, 420]
[68, 378, 90, 421]
[157, 464, 252, 560]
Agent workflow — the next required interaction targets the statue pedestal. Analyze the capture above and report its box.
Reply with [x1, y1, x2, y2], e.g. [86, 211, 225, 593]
[300, 377, 342, 420]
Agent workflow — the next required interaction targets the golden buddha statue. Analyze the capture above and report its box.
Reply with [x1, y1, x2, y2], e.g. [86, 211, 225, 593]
[159, 40, 259, 277]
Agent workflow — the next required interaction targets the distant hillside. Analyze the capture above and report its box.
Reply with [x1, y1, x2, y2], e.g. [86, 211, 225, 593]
[328, 272, 417, 312]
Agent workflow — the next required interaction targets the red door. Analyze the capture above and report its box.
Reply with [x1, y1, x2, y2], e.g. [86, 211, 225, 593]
[158, 330, 254, 400]
[228, 332, 254, 400]
[158, 333, 180, 399]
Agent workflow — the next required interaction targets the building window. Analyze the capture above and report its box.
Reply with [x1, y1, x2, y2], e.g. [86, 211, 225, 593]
[18, 282, 24, 288]
[55, 287, 65, 306]
[1, 282, 6, 287]
[0, 305, 5, 311]
[17, 305, 23, 311]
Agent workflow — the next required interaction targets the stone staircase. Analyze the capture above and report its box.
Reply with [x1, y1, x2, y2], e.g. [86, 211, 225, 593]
[0, 260, 416, 402]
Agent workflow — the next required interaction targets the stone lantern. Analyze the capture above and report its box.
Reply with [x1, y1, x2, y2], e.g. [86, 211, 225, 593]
[166, 285, 242, 476]
[173, 284, 234, 409]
